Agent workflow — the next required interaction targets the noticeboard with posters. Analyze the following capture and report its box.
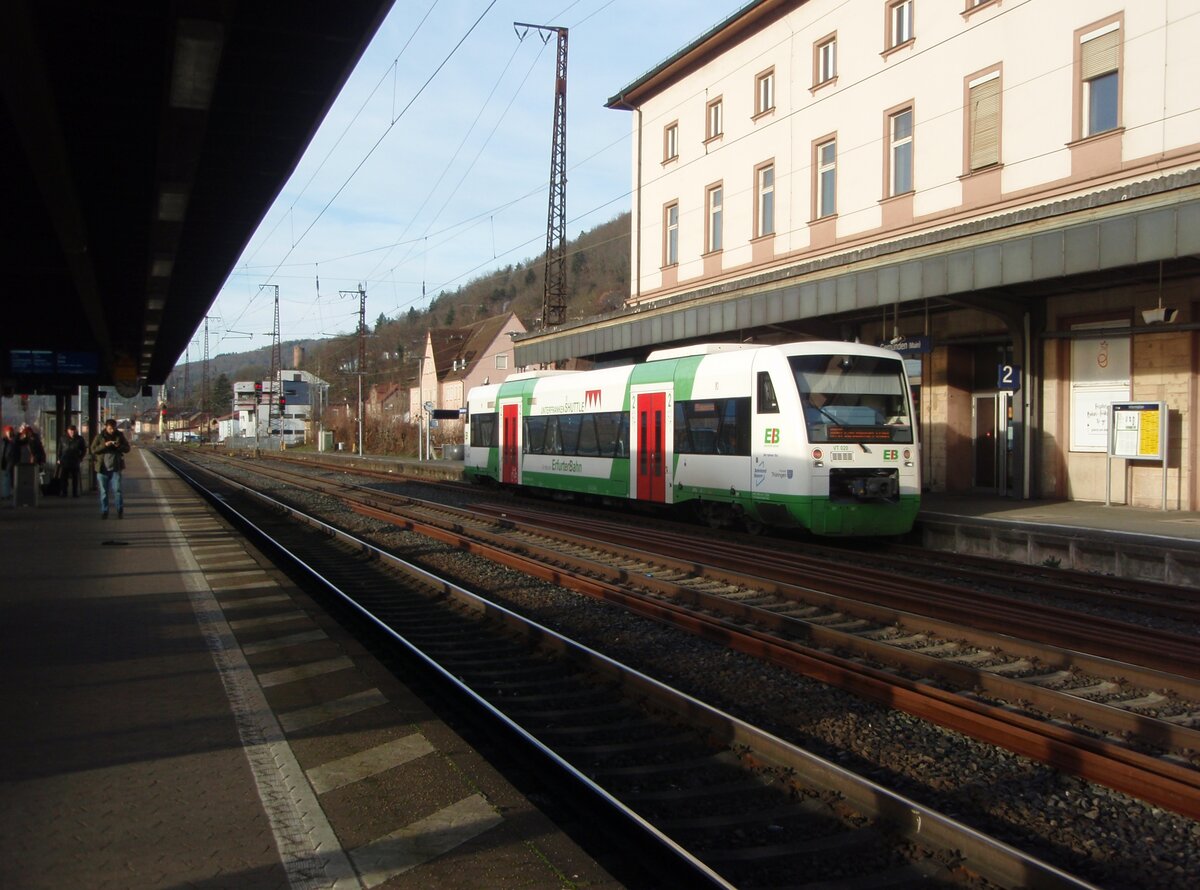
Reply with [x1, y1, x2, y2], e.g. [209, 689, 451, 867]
[1108, 402, 1165, 461]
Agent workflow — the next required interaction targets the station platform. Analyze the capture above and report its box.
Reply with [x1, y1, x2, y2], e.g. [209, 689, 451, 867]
[916, 492, 1200, 588]
[0, 449, 621, 889]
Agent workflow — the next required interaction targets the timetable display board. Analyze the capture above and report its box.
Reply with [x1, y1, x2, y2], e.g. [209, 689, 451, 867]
[1108, 402, 1165, 461]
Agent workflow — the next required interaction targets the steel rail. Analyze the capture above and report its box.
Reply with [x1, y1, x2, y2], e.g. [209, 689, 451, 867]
[470, 502, 1200, 678]
[346, 499, 1200, 823]
[179, 454, 1200, 813]
[158, 449, 1099, 889]
[157, 451, 735, 889]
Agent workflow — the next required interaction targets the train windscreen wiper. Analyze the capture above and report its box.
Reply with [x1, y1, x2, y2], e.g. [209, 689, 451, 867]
[809, 401, 842, 427]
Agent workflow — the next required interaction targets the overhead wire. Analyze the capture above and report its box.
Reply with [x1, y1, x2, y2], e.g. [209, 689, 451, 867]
[236, 1, 441, 270]
[216, 0, 500, 347]
[361, 37, 534, 291]
[210, 0, 714, 349]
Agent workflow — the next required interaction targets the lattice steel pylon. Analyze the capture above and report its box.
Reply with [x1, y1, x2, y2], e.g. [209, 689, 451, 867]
[202, 317, 210, 418]
[340, 283, 367, 457]
[264, 285, 281, 432]
[515, 22, 568, 328]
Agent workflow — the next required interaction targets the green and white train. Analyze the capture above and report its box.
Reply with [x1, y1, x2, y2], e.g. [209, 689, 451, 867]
[464, 341, 920, 537]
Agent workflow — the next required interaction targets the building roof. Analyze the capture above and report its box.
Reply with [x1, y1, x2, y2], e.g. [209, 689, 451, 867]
[606, 0, 791, 109]
[428, 313, 520, 382]
[369, 381, 403, 404]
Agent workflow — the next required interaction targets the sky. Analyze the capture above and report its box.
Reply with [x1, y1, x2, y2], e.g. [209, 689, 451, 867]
[199, 0, 744, 360]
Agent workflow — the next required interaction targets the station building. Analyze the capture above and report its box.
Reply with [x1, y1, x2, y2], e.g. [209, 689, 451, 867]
[513, 0, 1200, 508]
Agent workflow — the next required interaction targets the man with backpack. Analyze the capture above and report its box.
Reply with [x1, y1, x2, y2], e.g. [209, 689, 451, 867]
[89, 419, 131, 518]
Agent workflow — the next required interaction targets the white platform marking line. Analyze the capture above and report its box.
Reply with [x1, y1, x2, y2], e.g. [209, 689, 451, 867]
[145, 452, 361, 889]
[278, 688, 388, 733]
[228, 611, 308, 630]
[218, 594, 292, 611]
[189, 545, 245, 556]
[206, 575, 272, 590]
[209, 580, 280, 593]
[306, 733, 435, 795]
[195, 557, 260, 570]
[258, 656, 355, 689]
[350, 794, 503, 888]
[241, 629, 328, 655]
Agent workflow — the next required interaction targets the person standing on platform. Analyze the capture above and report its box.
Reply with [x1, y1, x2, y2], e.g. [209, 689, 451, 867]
[89, 418, 130, 519]
[17, 423, 46, 466]
[0, 425, 17, 501]
[14, 423, 47, 502]
[57, 424, 86, 497]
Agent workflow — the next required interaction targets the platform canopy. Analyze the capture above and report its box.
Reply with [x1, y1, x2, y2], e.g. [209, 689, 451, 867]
[1, 0, 395, 393]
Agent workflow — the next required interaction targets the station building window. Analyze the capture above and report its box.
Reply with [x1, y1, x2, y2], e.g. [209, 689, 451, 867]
[966, 69, 1001, 171]
[814, 33, 837, 88]
[1078, 20, 1121, 138]
[706, 183, 723, 253]
[886, 0, 914, 51]
[664, 121, 679, 162]
[755, 68, 775, 117]
[756, 162, 775, 237]
[664, 201, 679, 267]
[887, 106, 914, 196]
[706, 97, 723, 141]
[815, 136, 837, 218]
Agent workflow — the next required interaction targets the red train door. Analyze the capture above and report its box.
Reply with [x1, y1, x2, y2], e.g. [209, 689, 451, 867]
[636, 392, 666, 502]
[502, 403, 519, 484]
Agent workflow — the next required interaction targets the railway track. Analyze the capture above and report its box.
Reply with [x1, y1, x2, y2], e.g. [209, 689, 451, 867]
[266, 451, 1200, 626]
[185, 450, 1200, 820]
[155, 449, 1099, 889]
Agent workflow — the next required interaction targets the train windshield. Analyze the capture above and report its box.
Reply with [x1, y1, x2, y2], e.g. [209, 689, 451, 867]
[789, 353, 913, 444]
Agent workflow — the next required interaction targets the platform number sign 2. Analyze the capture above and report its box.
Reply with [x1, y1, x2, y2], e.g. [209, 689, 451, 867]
[997, 363, 1021, 392]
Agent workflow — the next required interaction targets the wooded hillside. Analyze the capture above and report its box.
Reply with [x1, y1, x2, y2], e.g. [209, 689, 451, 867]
[169, 211, 631, 411]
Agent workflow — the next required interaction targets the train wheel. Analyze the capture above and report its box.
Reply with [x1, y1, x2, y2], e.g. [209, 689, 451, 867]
[697, 502, 728, 529]
[742, 517, 766, 536]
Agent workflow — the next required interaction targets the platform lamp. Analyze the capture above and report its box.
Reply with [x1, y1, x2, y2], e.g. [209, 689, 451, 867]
[1142, 261, 1178, 325]
[1141, 302, 1178, 325]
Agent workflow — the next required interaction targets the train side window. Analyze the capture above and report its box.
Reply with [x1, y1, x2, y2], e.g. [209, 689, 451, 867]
[576, 414, 600, 456]
[544, 416, 564, 455]
[470, 413, 497, 448]
[724, 397, 752, 455]
[558, 414, 582, 455]
[757, 372, 779, 413]
[524, 416, 547, 454]
[616, 413, 630, 457]
[675, 398, 750, 455]
[675, 401, 717, 454]
[593, 411, 627, 457]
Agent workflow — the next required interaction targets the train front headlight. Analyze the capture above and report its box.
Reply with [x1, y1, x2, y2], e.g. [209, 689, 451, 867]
[812, 448, 823, 467]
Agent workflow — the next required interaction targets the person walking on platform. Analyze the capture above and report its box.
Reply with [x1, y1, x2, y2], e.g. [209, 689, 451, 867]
[0, 425, 17, 501]
[90, 418, 130, 519]
[57, 424, 86, 497]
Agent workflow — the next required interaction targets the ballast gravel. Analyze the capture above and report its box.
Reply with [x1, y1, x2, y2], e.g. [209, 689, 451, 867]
[217, 464, 1200, 889]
